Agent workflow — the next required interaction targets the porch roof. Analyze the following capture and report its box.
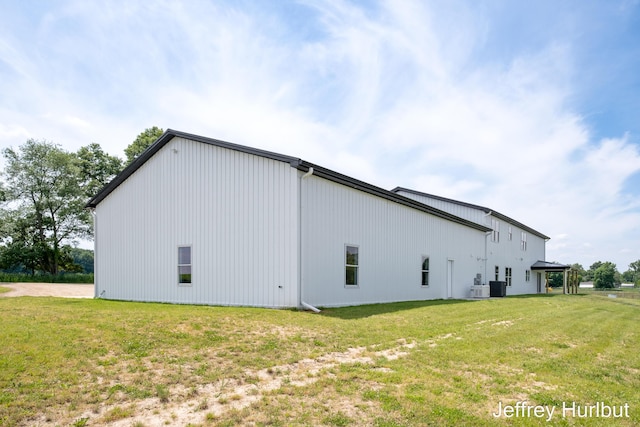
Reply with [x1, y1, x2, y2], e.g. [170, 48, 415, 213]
[531, 261, 570, 272]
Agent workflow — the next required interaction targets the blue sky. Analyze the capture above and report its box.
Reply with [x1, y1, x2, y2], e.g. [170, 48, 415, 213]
[1, 0, 639, 272]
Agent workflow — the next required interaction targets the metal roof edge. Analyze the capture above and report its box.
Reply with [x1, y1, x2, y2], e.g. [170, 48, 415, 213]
[391, 186, 550, 240]
[86, 129, 302, 208]
[300, 163, 491, 232]
[531, 260, 570, 270]
[85, 130, 490, 232]
[86, 130, 176, 208]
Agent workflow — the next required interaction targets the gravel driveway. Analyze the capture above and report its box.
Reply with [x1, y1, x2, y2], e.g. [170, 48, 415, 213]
[0, 282, 94, 298]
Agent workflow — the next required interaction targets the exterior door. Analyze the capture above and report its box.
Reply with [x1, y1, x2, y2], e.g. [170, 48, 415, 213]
[537, 273, 542, 293]
[447, 260, 454, 298]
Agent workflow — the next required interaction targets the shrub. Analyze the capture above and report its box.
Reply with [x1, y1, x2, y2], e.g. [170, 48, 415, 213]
[0, 272, 94, 284]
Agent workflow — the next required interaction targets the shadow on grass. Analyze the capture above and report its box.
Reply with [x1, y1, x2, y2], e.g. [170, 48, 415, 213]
[319, 298, 477, 320]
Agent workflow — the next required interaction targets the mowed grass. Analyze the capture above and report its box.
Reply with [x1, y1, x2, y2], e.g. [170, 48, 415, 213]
[0, 294, 638, 426]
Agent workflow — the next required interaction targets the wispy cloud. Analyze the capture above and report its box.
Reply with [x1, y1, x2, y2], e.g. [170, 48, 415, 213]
[0, 0, 639, 270]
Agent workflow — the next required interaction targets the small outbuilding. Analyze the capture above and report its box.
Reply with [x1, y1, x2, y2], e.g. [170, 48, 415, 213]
[87, 130, 554, 308]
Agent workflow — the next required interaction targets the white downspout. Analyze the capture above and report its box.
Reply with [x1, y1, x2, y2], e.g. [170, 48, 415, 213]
[301, 167, 314, 180]
[90, 208, 98, 299]
[484, 231, 491, 285]
[299, 167, 319, 312]
[301, 301, 321, 313]
[483, 211, 493, 286]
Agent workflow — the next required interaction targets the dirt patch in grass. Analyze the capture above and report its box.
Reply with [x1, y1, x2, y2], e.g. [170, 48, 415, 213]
[33, 339, 416, 426]
[0, 282, 94, 298]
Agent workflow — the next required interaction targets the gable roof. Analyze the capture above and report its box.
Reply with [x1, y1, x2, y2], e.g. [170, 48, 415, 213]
[86, 129, 491, 233]
[391, 186, 550, 240]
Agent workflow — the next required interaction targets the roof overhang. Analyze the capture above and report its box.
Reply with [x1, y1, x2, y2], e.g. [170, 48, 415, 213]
[391, 187, 550, 240]
[531, 260, 570, 272]
[84, 130, 492, 233]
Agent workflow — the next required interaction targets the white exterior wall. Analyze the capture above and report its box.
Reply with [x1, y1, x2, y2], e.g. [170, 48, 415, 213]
[487, 220, 546, 295]
[301, 176, 487, 307]
[94, 137, 299, 307]
[397, 191, 488, 224]
[396, 189, 547, 295]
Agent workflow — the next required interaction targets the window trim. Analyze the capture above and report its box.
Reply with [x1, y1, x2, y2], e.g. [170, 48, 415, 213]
[525, 270, 531, 282]
[345, 244, 359, 287]
[495, 265, 500, 281]
[421, 256, 430, 287]
[521, 232, 527, 251]
[505, 267, 512, 287]
[178, 245, 192, 286]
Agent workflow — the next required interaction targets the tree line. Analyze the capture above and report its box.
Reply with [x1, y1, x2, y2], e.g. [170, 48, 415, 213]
[0, 127, 163, 276]
[548, 260, 640, 289]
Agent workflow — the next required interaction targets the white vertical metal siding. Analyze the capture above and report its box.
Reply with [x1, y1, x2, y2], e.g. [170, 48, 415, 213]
[95, 137, 299, 307]
[300, 175, 487, 306]
[396, 190, 488, 224]
[486, 221, 546, 295]
[396, 189, 547, 295]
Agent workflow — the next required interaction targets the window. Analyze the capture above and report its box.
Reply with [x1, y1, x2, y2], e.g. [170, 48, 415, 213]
[508, 226, 513, 241]
[526, 270, 531, 282]
[421, 257, 430, 286]
[495, 265, 499, 281]
[521, 232, 527, 251]
[178, 246, 192, 285]
[345, 245, 359, 286]
[505, 267, 512, 286]
[491, 219, 500, 242]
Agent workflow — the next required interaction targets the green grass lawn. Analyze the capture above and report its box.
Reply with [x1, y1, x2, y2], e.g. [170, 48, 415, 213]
[1, 294, 638, 426]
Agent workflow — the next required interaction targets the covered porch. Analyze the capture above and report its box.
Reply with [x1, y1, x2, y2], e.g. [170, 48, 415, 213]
[531, 261, 577, 294]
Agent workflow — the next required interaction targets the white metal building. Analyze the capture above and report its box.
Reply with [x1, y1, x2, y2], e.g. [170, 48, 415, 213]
[391, 188, 550, 295]
[87, 130, 551, 308]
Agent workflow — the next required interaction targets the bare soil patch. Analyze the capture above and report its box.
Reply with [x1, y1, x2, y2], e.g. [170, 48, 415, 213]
[71, 339, 417, 427]
[0, 282, 94, 298]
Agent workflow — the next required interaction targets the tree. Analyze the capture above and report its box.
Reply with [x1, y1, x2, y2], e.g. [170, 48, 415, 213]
[584, 261, 604, 282]
[623, 259, 640, 285]
[621, 270, 635, 283]
[77, 143, 123, 199]
[68, 247, 94, 273]
[593, 262, 618, 289]
[0, 139, 91, 275]
[548, 272, 564, 287]
[124, 126, 164, 164]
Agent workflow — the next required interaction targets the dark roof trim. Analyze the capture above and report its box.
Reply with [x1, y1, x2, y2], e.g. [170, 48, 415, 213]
[86, 129, 491, 232]
[86, 129, 301, 208]
[531, 261, 570, 271]
[391, 187, 550, 240]
[295, 162, 491, 232]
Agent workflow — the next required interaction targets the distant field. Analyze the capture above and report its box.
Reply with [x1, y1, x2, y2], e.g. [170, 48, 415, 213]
[1, 294, 638, 426]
